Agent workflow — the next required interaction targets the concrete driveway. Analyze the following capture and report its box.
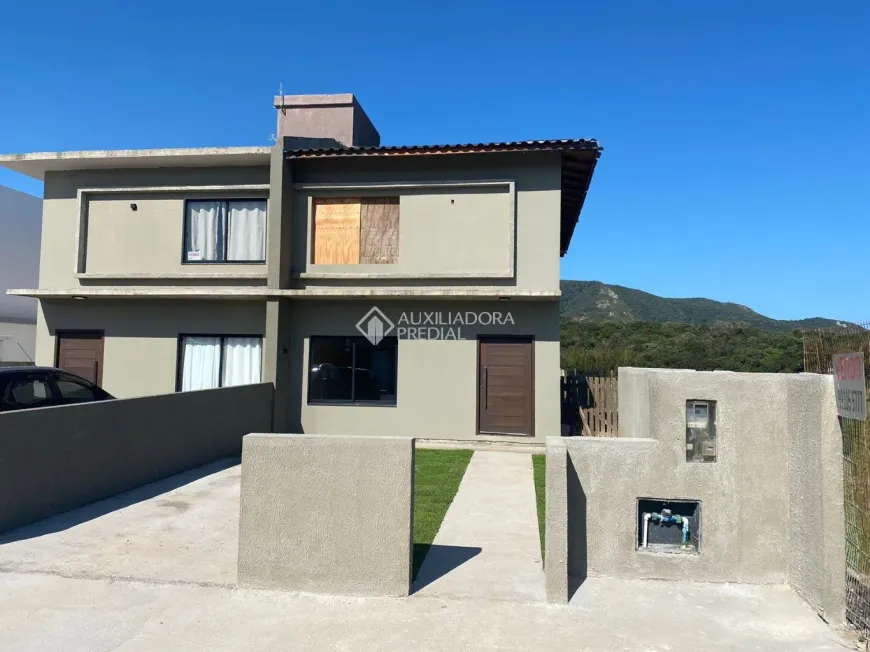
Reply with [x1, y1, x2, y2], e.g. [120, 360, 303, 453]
[0, 459, 857, 651]
[0, 459, 241, 587]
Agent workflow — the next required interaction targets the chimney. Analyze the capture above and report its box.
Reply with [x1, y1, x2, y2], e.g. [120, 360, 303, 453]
[273, 93, 380, 149]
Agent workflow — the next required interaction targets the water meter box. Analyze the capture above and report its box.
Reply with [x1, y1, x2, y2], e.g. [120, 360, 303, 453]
[637, 499, 701, 554]
[686, 400, 717, 462]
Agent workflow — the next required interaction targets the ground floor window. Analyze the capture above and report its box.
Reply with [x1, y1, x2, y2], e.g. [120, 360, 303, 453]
[178, 335, 262, 391]
[308, 336, 398, 405]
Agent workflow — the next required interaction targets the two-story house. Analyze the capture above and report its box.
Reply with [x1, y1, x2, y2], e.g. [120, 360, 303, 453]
[0, 94, 600, 442]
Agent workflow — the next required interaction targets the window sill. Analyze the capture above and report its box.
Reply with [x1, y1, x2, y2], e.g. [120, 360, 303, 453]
[181, 261, 266, 266]
[307, 401, 397, 408]
[76, 271, 267, 280]
[298, 270, 512, 280]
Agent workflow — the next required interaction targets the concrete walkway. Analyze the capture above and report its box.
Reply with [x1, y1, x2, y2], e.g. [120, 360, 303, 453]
[0, 573, 854, 651]
[413, 451, 545, 602]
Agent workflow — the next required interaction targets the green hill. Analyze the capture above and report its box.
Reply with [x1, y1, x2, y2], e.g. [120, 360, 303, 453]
[560, 321, 805, 373]
[557, 281, 854, 373]
[560, 280, 845, 332]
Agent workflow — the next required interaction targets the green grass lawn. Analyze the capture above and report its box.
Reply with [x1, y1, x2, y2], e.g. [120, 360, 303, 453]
[413, 449, 474, 579]
[532, 454, 546, 560]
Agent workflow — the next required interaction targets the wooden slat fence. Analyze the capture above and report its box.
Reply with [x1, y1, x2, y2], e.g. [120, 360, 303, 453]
[560, 369, 619, 437]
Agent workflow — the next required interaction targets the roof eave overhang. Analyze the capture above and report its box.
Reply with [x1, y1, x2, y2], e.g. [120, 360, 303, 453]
[559, 149, 602, 256]
[0, 147, 272, 180]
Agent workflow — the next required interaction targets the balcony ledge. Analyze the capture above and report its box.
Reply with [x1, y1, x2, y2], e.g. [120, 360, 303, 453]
[7, 288, 560, 300]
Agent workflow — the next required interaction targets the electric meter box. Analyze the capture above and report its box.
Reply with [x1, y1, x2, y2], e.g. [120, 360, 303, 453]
[686, 400, 717, 463]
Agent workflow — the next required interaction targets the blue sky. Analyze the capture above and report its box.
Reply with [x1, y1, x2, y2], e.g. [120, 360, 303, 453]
[1, 1, 867, 321]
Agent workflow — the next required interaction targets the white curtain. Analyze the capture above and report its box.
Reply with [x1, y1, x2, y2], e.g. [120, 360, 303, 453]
[222, 337, 263, 386]
[187, 201, 223, 261]
[181, 336, 221, 391]
[227, 201, 266, 261]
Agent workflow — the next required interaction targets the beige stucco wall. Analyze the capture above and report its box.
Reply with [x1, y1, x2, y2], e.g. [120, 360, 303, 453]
[275, 95, 380, 147]
[238, 434, 413, 596]
[40, 167, 269, 287]
[289, 152, 561, 292]
[34, 154, 560, 292]
[296, 185, 513, 278]
[545, 369, 845, 623]
[35, 299, 266, 397]
[35, 296, 557, 443]
[282, 299, 560, 442]
[84, 192, 267, 276]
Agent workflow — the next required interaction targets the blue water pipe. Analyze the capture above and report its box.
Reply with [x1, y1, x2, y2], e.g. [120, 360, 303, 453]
[644, 509, 690, 546]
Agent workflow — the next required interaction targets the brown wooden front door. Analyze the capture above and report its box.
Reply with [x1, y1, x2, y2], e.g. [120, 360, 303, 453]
[478, 338, 534, 436]
[56, 331, 105, 385]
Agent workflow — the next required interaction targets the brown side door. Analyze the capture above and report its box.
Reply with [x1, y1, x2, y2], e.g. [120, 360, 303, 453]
[478, 338, 534, 436]
[56, 331, 105, 385]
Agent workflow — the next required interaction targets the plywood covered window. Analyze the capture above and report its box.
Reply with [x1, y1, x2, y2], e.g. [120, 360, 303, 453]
[312, 197, 399, 265]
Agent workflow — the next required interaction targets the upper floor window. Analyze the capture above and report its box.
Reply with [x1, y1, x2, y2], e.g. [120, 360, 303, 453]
[311, 197, 399, 265]
[184, 199, 267, 263]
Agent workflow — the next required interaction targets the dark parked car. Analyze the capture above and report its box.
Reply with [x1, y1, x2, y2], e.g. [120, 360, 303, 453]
[0, 367, 114, 412]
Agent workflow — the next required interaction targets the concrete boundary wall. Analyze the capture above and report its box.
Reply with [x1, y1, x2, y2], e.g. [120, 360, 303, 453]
[546, 368, 845, 624]
[786, 373, 846, 622]
[0, 383, 274, 533]
[238, 434, 415, 597]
